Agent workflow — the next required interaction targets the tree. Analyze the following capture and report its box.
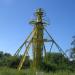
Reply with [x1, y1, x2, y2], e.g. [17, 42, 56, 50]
[0, 51, 3, 58]
[71, 36, 75, 60]
[42, 52, 69, 72]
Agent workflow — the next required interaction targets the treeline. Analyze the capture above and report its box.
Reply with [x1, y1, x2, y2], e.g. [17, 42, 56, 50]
[0, 51, 75, 72]
[0, 51, 30, 69]
[43, 52, 75, 72]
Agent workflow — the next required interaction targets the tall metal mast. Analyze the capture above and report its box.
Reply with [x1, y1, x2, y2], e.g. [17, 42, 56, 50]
[14, 8, 67, 71]
[31, 8, 44, 70]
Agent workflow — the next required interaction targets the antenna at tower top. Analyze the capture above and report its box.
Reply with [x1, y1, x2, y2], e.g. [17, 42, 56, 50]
[35, 8, 43, 22]
[29, 8, 48, 26]
[35, 8, 43, 16]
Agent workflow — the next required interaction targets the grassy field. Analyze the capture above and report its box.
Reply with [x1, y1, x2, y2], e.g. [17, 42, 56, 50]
[0, 67, 75, 75]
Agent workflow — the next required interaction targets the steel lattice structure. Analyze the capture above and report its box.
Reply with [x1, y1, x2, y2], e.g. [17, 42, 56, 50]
[14, 8, 67, 71]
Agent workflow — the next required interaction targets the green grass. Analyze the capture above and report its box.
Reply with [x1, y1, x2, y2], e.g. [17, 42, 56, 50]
[0, 67, 24, 75]
[0, 67, 75, 75]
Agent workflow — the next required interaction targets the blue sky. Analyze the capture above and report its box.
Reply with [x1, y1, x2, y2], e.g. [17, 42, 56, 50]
[0, 0, 75, 55]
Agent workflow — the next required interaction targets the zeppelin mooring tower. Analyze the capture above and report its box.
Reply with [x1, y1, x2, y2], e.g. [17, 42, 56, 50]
[14, 8, 66, 71]
[31, 8, 44, 70]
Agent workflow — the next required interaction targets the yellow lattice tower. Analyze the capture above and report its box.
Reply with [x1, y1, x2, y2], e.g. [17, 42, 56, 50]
[14, 8, 67, 71]
[31, 8, 44, 70]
